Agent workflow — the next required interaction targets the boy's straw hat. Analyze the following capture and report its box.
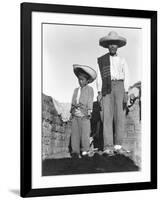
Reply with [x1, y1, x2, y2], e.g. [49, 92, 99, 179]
[99, 31, 127, 48]
[73, 64, 97, 83]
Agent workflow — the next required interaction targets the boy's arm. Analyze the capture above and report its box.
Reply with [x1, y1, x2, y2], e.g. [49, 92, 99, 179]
[87, 87, 94, 116]
[70, 88, 77, 114]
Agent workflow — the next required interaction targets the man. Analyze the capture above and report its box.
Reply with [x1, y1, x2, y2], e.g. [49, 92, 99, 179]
[97, 31, 129, 155]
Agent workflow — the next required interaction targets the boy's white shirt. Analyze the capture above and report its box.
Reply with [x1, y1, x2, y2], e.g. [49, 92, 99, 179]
[75, 86, 92, 117]
[96, 54, 129, 92]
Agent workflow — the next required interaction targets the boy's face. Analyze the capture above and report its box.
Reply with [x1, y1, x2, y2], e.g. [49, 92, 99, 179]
[108, 44, 118, 56]
[78, 75, 88, 88]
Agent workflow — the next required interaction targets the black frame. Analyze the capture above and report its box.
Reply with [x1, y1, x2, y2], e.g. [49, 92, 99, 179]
[20, 2, 157, 197]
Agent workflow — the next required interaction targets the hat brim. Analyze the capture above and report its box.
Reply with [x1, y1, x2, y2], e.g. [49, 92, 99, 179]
[73, 64, 97, 84]
[99, 37, 127, 48]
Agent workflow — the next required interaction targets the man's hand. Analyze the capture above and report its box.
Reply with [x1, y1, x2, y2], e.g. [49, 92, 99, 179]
[123, 92, 128, 111]
[123, 92, 128, 104]
[97, 91, 102, 103]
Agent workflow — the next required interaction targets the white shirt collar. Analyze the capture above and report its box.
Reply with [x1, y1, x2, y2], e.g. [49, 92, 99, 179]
[110, 53, 118, 57]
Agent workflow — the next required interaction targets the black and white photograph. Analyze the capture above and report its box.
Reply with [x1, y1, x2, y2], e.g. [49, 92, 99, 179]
[42, 24, 142, 176]
[20, 2, 157, 197]
[0, 0, 160, 199]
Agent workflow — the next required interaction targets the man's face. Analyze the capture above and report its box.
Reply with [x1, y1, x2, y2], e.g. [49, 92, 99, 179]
[108, 44, 118, 56]
[78, 75, 88, 88]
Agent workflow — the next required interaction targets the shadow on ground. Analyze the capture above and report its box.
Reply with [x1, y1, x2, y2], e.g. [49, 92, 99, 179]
[42, 154, 139, 176]
[9, 189, 19, 196]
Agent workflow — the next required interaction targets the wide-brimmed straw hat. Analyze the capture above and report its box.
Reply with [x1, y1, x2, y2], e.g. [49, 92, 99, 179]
[73, 64, 97, 83]
[99, 31, 127, 48]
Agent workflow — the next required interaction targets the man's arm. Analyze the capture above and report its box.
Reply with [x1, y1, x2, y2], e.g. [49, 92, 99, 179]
[96, 60, 103, 102]
[96, 61, 102, 93]
[122, 58, 129, 92]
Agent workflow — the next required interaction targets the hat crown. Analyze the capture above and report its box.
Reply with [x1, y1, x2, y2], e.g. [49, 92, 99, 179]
[73, 64, 97, 84]
[108, 31, 119, 39]
[99, 31, 126, 48]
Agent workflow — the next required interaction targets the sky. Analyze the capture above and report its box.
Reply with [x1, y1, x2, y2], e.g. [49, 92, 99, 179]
[43, 23, 142, 103]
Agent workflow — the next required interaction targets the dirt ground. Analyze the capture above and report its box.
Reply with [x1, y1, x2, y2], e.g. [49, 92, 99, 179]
[42, 153, 139, 176]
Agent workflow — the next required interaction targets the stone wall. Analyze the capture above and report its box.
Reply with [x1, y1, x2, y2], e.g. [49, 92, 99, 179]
[42, 94, 71, 160]
[123, 99, 141, 167]
[42, 92, 141, 166]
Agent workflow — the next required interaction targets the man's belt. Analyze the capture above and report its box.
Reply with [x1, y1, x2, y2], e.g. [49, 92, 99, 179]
[111, 79, 124, 82]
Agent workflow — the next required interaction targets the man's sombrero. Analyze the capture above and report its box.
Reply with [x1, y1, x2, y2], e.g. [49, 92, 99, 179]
[99, 31, 127, 48]
[73, 64, 97, 84]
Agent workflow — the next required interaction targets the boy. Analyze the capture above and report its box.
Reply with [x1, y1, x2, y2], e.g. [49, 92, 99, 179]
[70, 64, 97, 158]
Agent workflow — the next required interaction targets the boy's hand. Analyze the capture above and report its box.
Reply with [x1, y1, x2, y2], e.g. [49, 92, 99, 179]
[74, 109, 85, 117]
[69, 114, 73, 121]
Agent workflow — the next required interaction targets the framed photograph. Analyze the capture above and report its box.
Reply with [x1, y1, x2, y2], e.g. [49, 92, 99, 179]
[21, 2, 157, 197]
